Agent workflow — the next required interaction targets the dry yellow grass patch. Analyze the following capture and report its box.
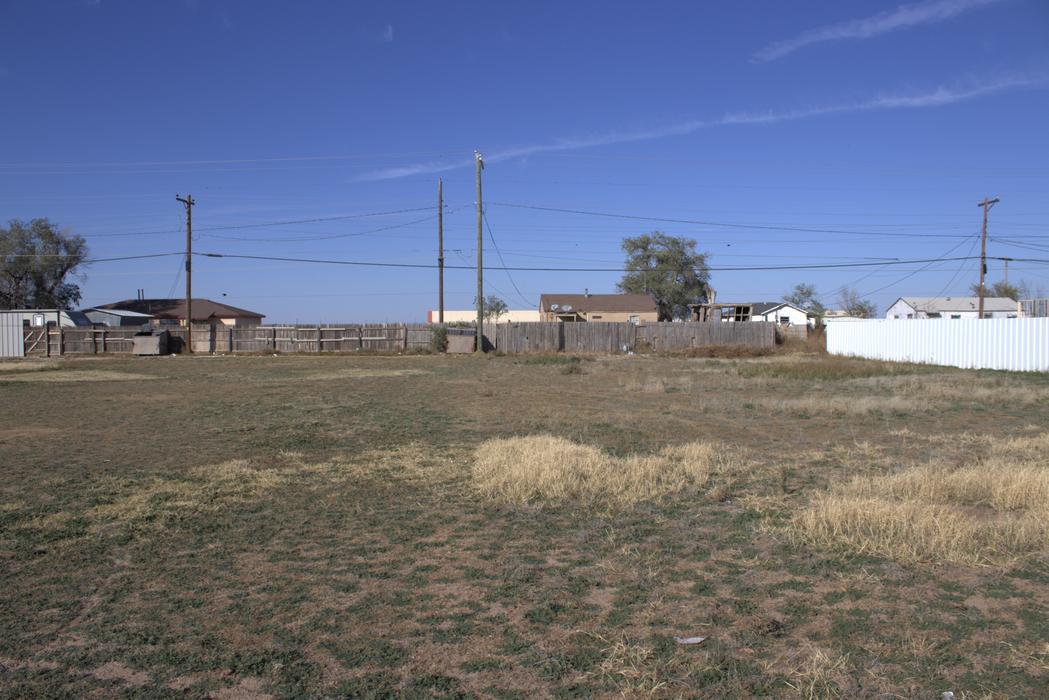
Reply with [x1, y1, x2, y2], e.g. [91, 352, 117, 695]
[784, 648, 853, 700]
[788, 433, 1049, 565]
[866, 374, 1049, 405]
[472, 435, 748, 507]
[298, 368, 429, 381]
[757, 394, 930, 416]
[584, 633, 684, 697]
[0, 369, 160, 382]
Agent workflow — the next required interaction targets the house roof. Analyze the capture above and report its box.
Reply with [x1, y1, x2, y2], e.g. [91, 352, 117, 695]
[540, 294, 657, 314]
[94, 298, 265, 321]
[892, 297, 1018, 314]
[80, 308, 155, 319]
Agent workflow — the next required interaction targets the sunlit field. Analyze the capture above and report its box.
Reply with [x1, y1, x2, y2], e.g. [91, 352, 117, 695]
[1, 351, 1048, 699]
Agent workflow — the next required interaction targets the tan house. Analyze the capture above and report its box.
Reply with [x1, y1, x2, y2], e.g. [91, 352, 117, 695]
[92, 298, 265, 327]
[539, 293, 658, 323]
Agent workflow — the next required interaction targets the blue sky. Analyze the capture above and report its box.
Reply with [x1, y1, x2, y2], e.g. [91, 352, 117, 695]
[2, 0, 1047, 323]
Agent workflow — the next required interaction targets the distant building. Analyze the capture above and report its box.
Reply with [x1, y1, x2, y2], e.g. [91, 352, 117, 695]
[539, 293, 658, 323]
[91, 299, 265, 326]
[427, 310, 541, 323]
[822, 309, 866, 323]
[689, 301, 814, 327]
[886, 297, 1021, 320]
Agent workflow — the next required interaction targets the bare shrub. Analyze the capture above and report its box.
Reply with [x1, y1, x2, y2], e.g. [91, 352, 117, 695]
[471, 435, 748, 507]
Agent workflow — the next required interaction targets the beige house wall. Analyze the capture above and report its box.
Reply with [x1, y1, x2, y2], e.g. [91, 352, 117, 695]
[429, 310, 540, 323]
[540, 309, 658, 323]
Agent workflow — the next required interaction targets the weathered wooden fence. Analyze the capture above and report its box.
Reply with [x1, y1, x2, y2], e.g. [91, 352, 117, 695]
[23, 321, 776, 356]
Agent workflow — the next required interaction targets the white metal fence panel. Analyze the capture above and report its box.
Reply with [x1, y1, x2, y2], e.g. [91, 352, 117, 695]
[827, 319, 1049, 372]
[0, 312, 25, 358]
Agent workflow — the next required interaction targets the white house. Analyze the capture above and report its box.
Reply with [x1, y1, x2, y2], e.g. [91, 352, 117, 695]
[749, 302, 811, 326]
[886, 297, 1021, 320]
[689, 301, 814, 326]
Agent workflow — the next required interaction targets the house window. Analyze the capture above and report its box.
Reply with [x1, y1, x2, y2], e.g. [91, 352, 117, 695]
[32, 314, 45, 327]
[778, 316, 790, 325]
[907, 314, 913, 319]
[591, 315, 602, 320]
[950, 315, 961, 320]
[629, 315, 640, 324]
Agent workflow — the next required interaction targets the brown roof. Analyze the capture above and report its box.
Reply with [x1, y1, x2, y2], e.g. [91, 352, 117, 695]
[94, 299, 265, 322]
[540, 294, 657, 314]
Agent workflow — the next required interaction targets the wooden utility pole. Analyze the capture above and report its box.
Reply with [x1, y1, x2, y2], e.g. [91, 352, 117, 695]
[438, 179, 444, 323]
[475, 152, 484, 353]
[977, 197, 999, 320]
[176, 194, 195, 351]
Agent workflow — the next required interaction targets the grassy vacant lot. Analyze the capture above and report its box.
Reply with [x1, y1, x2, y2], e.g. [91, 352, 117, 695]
[1, 349, 1048, 699]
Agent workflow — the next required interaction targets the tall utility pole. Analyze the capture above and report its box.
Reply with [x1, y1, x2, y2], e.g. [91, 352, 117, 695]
[438, 179, 444, 323]
[176, 194, 195, 352]
[475, 152, 484, 353]
[977, 197, 999, 320]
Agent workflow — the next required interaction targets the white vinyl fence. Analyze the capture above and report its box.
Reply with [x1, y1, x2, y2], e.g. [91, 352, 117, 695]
[827, 318, 1049, 372]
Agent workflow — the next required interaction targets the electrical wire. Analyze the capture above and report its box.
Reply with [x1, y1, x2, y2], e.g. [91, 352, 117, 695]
[483, 212, 533, 308]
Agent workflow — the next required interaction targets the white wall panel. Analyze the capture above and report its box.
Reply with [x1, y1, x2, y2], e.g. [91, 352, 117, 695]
[0, 312, 25, 358]
[827, 319, 1049, 372]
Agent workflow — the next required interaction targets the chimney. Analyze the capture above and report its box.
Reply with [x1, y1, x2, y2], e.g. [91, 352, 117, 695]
[584, 288, 590, 298]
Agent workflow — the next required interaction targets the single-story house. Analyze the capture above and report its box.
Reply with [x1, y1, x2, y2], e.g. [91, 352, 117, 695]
[539, 293, 658, 323]
[689, 301, 812, 326]
[886, 297, 1021, 320]
[426, 310, 541, 323]
[91, 299, 265, 327]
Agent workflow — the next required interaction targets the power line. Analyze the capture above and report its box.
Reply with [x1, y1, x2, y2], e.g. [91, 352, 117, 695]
[187, 253, 1046, 273]
[487, 202, 980, 238]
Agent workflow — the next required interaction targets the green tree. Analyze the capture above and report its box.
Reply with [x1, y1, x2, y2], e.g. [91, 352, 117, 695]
[615, 231, 711, 321]
[839, 285, 877, 318]
[970, 279, 1020, 301]
[474, 294, 508, 323]
[0, 218, 89, 310]
[782, 283, 826, 323]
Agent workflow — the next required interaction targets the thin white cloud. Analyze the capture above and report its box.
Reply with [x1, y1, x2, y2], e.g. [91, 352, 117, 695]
[0, 66, 7, 77]
[752, 0, 1006, 63]
[220, 11, 231, 31]
[358, 74, 1045, 180]
[717, 75, 1043, 124]
[380, 24, 393, 43]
